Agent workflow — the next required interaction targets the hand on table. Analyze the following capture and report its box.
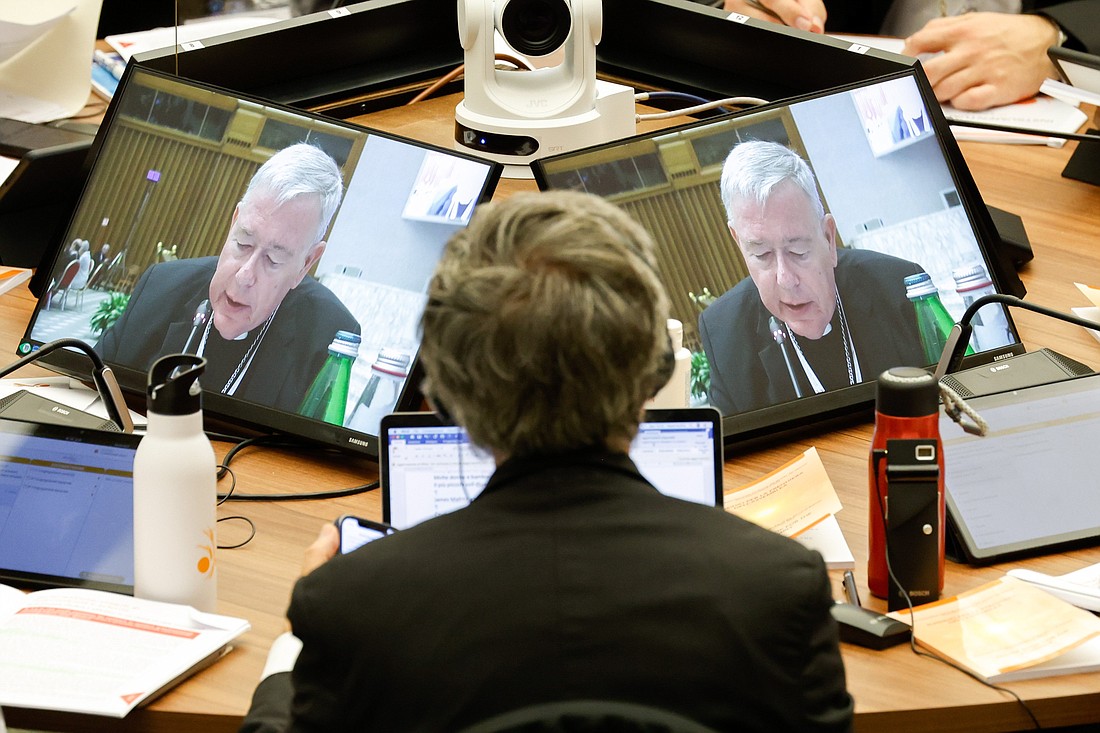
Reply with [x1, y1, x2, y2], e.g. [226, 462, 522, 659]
[722, 0, 825, 33]
[903, 12, 1061, 111]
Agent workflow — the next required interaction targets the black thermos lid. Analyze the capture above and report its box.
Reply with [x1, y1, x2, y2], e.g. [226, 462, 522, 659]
[147, 353, 207, 416]
[875, 367, 938, 418]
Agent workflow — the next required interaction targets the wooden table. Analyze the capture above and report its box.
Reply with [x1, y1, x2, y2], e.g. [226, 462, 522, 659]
[4, 94, 1100, 732]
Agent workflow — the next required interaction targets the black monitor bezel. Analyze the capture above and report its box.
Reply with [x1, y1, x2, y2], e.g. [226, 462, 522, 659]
[532, 67, 1026, 450]
[16, 63, 503, 459]
[131, 0, 920, 113]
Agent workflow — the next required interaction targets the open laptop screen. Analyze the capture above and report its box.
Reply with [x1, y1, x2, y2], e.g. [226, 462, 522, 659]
[534, 69, 1023, 446]
[0, 420, 141, 594]
[381, 408, 723, 530]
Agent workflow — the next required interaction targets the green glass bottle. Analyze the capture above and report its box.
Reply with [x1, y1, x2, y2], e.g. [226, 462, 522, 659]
[298, 330, 361, 425]
[904, 273, 972, 365]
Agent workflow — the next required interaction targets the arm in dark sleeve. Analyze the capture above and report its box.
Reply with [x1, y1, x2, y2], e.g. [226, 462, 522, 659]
[282, 571, 363, 732]
[1035, 1, 1100, 53]
[794, 553, 855, 732]
[238, 574, 356, 733]
[239, 673, 294, 733]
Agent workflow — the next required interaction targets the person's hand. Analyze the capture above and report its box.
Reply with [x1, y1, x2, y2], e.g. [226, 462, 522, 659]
[722, 0, 825, 33]
[903, 12, 1061, 111]
[301, 522, 340, 577]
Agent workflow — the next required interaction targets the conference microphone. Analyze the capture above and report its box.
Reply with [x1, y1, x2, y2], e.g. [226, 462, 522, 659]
[181, 299, 212, 355]
[770, 316, 804, 399]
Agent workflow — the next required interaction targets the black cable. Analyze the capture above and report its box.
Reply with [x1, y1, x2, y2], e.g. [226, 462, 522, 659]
[871, 449, 1042, 730]
[218, 433, 349, 471]
[205, 428, 254, 444]
[216, 464, 237, 505]
[220, 480, 379, 502]
[212, 434, 380, 501]
[213, 465, 256, 547]
[0, 338, 132, 432]
[940, 293, 1100, 375]
[216, 516, 256, 549]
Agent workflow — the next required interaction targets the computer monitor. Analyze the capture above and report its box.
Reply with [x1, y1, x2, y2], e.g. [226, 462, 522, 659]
[18, 64, 502, 458]
[534, 68, 1025, 447]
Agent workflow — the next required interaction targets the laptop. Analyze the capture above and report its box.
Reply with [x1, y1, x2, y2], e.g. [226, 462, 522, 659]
[380, 408, 723, 530]
[0, 419, 140, 594]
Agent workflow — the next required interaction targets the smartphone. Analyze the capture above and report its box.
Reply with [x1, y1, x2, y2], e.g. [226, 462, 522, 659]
[335, 515, 396, 554]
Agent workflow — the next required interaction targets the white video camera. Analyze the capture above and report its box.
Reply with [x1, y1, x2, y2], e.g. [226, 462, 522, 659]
[455, 0, 635, 176]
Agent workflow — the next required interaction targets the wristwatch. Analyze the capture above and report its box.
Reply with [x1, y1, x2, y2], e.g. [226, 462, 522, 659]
[1042, 15, 1068, 47]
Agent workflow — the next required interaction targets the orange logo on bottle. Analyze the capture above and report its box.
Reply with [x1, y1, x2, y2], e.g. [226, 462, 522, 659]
[196, 528, 215, 576]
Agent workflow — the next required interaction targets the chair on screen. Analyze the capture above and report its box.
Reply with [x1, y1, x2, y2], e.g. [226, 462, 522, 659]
[46, 260, 80, 311]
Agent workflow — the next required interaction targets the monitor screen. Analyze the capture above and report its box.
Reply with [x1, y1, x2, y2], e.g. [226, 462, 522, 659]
[19, 65, 502, 457]
[534, 69, 1024, 446]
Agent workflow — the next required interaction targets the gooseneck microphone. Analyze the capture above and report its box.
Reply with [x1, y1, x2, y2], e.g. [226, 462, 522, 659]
[181, 299, 212, 355]
[770, 316, 804, 399]
[934, 293, 1100, 378]
[0, 338, 133, 433]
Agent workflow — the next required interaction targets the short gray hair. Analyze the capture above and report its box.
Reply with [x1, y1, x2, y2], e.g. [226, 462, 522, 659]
[241, 143, 344, 242]
[720, 140, 824, 226]
[419, 191, 671, 457]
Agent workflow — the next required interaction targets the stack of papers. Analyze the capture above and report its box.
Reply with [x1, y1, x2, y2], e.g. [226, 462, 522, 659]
[890, 576, 1100, 683]
[1008, 562, 1100, 612]
[943, 95, 1087, 147]
[0, 585, 249, 717]
[724, 447, 855, 569]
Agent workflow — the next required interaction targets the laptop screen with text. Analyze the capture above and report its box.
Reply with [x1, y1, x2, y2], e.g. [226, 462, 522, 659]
[381, 408, 723, 530]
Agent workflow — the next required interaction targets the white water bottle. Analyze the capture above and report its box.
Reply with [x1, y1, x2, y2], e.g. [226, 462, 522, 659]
[133, 354, 217, 612]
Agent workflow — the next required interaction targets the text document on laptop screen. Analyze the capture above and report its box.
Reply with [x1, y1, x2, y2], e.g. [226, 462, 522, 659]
[384, 414, 722, 530]
[0, 421, 140, 593]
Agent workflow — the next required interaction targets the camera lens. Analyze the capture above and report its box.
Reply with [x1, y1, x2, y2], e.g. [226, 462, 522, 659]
[498, 0, 572, 58]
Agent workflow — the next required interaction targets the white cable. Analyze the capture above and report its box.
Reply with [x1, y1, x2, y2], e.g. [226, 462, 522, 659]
[636, 96, 770, 120]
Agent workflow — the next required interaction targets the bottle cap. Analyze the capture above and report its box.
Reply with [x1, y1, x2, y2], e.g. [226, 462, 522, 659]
[875, 366, 938, 418]
[327, 330, 362, 358]
[371, 347, 411, 378]
[952, 262, 992, 291]
[903, 272, 936, 299]
[147, 353, 207, 416]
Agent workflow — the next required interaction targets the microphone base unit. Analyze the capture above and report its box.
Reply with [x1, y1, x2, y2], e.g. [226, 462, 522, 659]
[0, 390, 122, 432]
[939, 348, 1094, 399]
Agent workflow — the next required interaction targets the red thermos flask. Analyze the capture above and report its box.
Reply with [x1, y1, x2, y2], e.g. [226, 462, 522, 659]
[868, 367, 945, 602]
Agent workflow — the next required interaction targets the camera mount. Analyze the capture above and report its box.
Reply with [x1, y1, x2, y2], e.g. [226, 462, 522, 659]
[455, 0, 635, 177]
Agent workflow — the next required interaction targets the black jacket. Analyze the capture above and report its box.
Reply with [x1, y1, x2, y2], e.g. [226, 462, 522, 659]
[240, 450, 853, 732]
